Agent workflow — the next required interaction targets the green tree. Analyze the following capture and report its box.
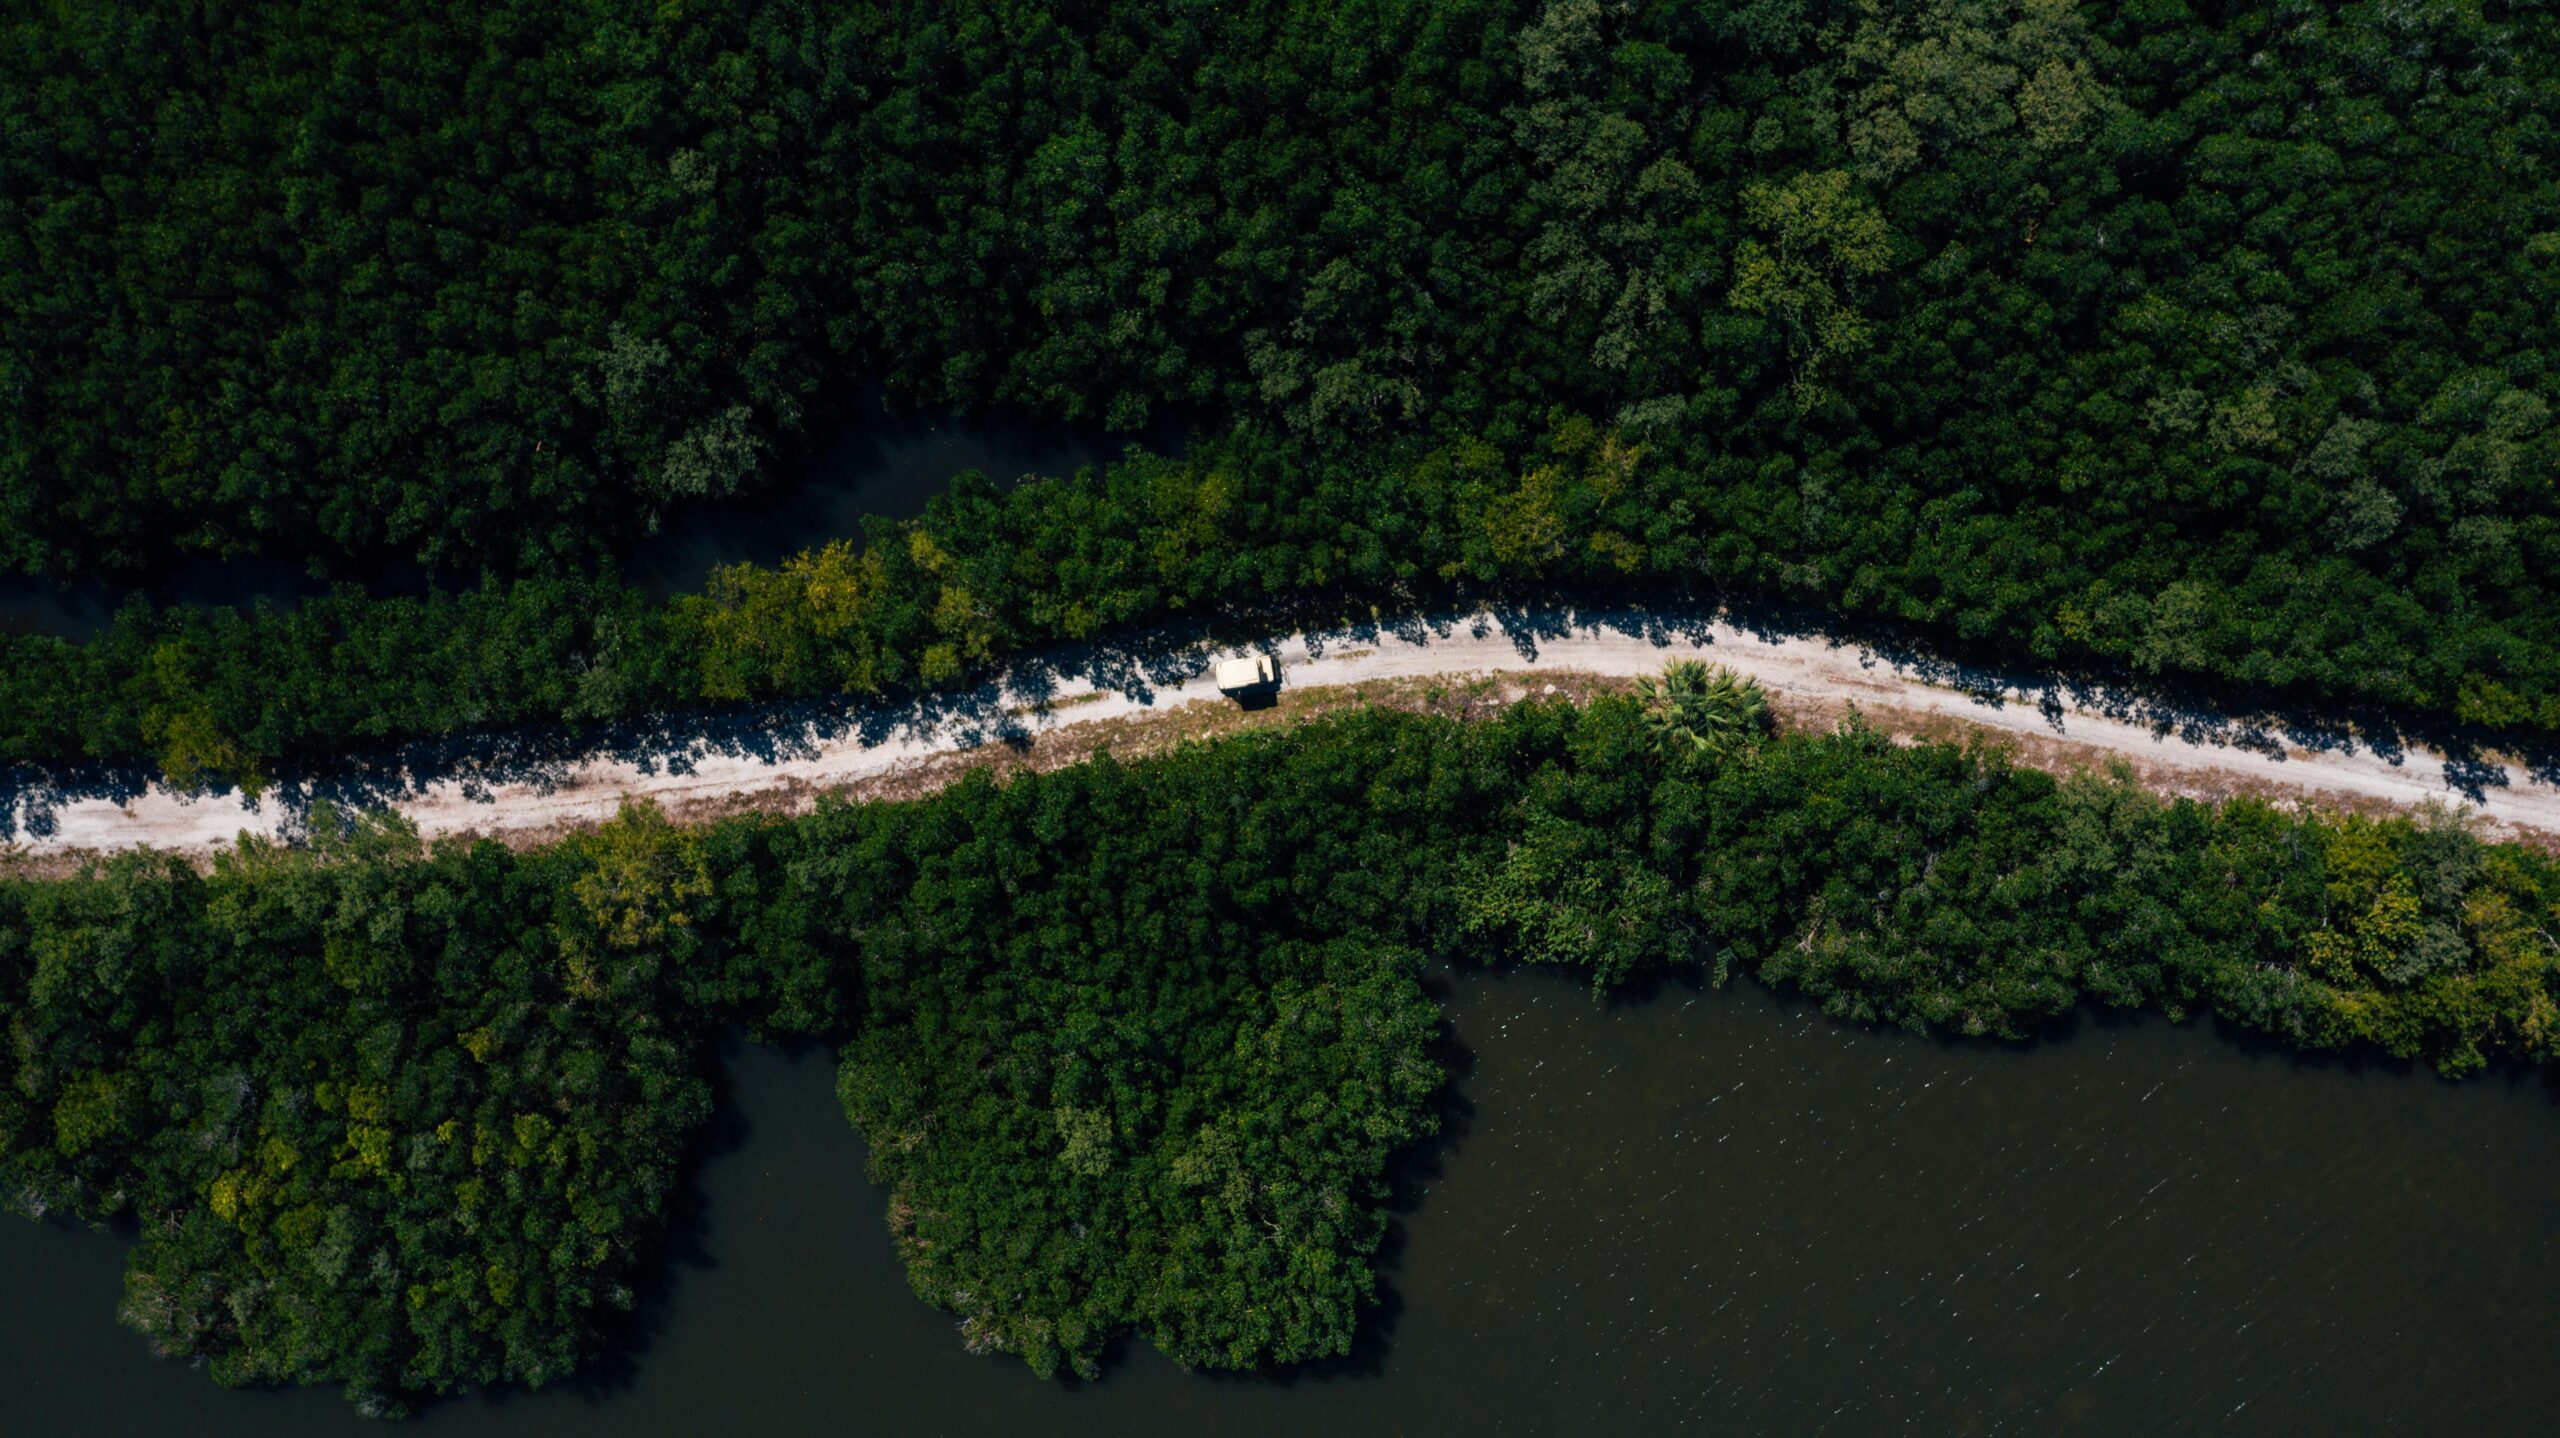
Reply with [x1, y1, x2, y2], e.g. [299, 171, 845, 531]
[1635, 660, 1773, 762]
[1726, 169, 1894, 407]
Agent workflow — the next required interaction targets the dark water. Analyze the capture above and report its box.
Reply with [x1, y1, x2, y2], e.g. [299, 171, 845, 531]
[622, 390, 1182, 598]
[0, 557, 337, 642]
[0, 393, 1175, 638]
[0, 554, 457, 644]
[0, 581, 114, 640]
[5, 971, 2557, 1436]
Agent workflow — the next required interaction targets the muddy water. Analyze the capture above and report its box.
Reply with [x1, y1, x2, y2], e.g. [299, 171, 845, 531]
[3, 971, 2556, 1435]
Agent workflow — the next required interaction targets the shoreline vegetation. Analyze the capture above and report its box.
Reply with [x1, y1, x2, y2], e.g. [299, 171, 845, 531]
[6, 0, 2559, 788]
[3, 427, 2556, 796]
[5, 0, 2559, 1418]
[4, 683, 2554, 1415]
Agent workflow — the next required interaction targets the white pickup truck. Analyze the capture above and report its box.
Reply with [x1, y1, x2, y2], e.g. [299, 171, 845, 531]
[1213, 653, 1278, 696]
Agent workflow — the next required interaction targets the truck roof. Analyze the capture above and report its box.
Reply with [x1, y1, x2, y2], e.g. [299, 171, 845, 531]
[1214, 654, 1274, 691]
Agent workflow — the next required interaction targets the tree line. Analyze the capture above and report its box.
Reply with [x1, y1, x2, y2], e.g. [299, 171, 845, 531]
[5, 684, 2555, 1411]
[6, 409, 2556, 795]
[4, 0, 2557, 765]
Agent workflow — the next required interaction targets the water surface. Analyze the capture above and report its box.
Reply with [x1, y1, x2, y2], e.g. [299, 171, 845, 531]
[3, 972, 2554, 1435]
[622, 389, 1182, 598]
[0, 392, 1178, 638]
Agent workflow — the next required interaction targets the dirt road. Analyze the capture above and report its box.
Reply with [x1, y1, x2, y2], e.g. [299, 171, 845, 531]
[8, 605, 2558, 862]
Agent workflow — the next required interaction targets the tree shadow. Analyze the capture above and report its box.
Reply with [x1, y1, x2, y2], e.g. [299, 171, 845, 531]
[2193, 1008, 2560, 1107]
[8, 581, 2555, 854]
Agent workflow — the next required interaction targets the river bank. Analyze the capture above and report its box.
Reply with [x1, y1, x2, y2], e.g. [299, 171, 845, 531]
[4, 971, 2553, 1434]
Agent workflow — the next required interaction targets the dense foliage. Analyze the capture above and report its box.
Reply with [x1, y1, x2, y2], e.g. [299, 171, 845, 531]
[0, 0, 836, 575]
[6, 692, 2559, 1411]
[670, 709, 1543, 1377]
[8, 0, 2560, 770]
[780, 733, 1478, 1375]
[1467, 695, 2560, 1072]
[10, 0, 2560, 1409]
[0, 809, 722, 1414]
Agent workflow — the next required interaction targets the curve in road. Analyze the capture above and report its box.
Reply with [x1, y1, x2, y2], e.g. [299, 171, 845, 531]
[8, 605, 2559, 862]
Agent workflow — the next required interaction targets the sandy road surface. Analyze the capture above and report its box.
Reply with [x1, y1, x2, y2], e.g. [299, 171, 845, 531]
[8, 605, 2559, 862]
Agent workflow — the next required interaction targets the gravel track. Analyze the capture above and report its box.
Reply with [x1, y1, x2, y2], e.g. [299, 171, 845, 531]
[9, 605, 2558, 862]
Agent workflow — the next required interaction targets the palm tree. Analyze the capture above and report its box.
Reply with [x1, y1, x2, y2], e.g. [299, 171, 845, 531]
[1636, 659, 1771, 761]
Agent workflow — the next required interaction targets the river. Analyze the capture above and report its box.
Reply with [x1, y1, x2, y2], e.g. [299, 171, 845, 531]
[0, 390, 1178, 640]
[3, 970, 2554, 1435]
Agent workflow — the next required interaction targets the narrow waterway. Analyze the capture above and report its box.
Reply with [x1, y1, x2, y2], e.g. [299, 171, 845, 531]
[621, 391, 1182, 598]
[0, 390, 1177, 639]
[3, 971, 2555, 1435]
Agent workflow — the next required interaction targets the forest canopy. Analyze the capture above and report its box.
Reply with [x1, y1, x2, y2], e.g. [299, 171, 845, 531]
[5, 691, 2557, 1410]
[0, 812, 716, 1414]
[4, 0, 2557, 758]
[8, 0, 2560, 1414]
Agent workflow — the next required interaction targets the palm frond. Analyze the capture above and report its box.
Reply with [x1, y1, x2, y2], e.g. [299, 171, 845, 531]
[1637, 659, 1771, 762]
